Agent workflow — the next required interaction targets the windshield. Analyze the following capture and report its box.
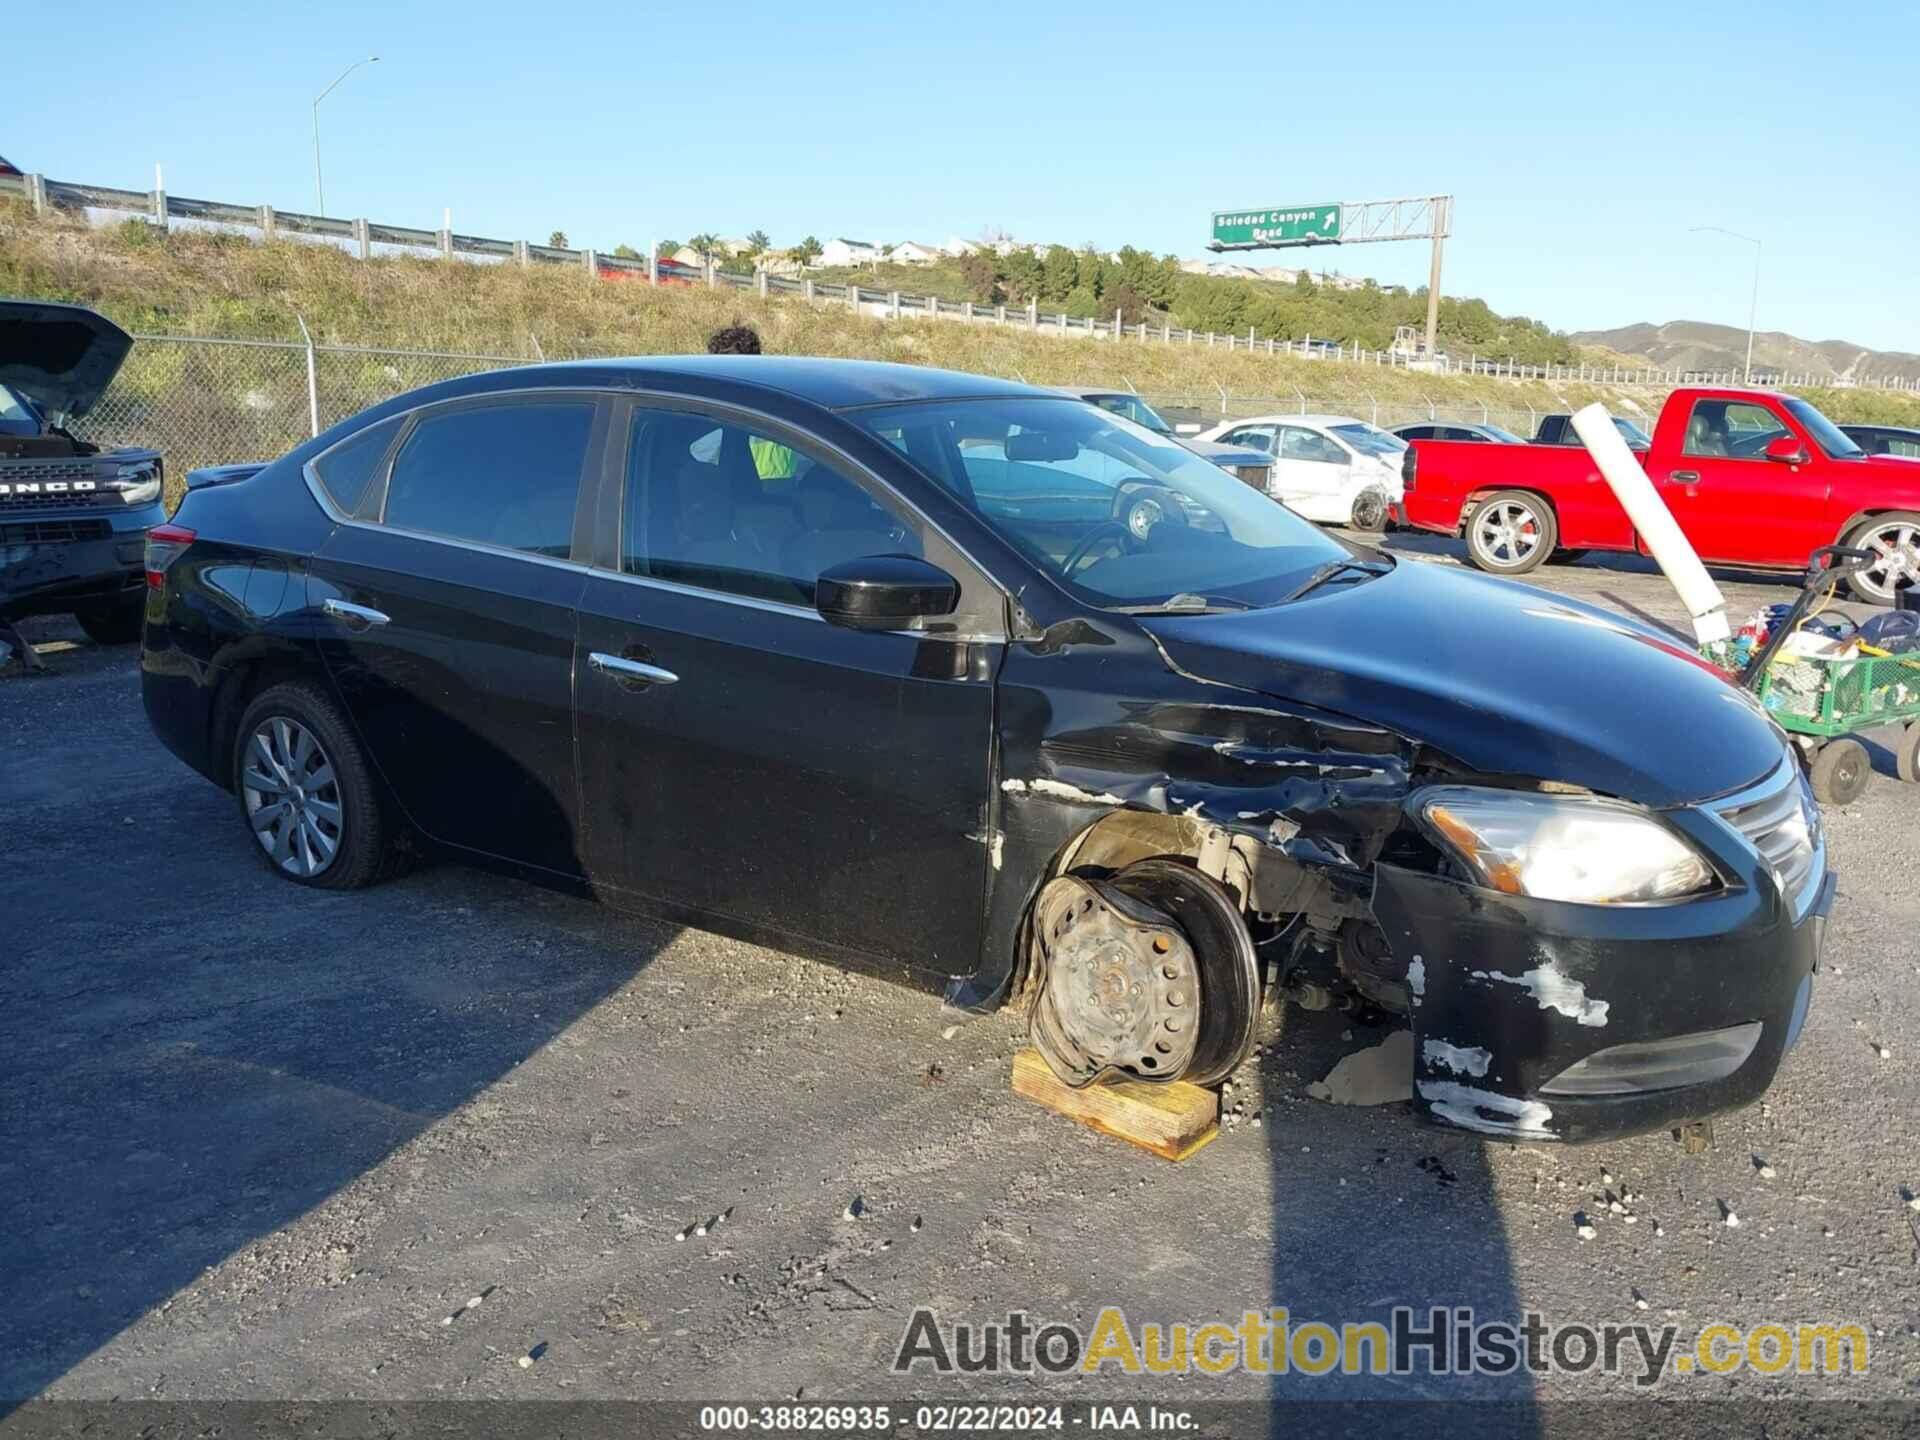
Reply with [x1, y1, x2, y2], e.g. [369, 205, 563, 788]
[1614, 417, 1652, 447]
[0, 384, 43, 438]
[1088, 393, 1173, 434]
[1329, 422, 1406, 459]
[1482, 424, 1525, 444]
[855, 396, 1356, 610]
[1783, 398, 1863, 459]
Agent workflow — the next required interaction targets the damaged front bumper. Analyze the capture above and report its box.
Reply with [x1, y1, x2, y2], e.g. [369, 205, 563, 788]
[1371, 782, 1832, 1144]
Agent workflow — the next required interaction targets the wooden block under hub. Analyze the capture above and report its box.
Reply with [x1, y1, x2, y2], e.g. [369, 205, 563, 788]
[1011, 1048, 1219, 1162]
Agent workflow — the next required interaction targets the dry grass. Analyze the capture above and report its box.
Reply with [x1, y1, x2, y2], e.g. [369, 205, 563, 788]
[6, 200, 1917, 430]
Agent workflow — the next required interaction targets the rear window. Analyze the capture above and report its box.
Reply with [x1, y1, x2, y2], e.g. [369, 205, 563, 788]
[382, 401, 594, 557]
[311, 416, 404, 515]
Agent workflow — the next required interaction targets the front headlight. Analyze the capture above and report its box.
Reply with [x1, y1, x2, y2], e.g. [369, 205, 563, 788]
[117, 477, 162, 505]
[1416, 786, 1716, 905]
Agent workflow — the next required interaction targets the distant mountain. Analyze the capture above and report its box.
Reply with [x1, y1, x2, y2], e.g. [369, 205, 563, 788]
[1572, 320, 1920, 385]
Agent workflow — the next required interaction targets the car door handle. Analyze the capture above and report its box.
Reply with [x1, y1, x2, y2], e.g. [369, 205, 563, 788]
[322, 598, 390, 630]
[1669, 470, 1701, 484]
[588, 651, 679, 687]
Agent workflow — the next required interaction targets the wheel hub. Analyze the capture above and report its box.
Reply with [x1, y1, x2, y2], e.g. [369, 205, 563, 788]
[1029, 875, 1200, 1085]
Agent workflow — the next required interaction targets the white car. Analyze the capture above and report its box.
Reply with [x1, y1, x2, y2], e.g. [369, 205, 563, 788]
[1194, 414, 1406, 529]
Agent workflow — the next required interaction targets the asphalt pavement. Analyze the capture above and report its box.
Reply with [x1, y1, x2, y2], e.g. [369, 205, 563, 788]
[3, 541, 1917, 1414]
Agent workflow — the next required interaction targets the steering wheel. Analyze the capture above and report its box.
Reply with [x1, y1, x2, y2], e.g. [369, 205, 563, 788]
[1062, 521, 1133, 576]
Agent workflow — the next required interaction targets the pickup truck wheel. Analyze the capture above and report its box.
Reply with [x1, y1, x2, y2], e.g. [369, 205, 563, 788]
[1896, 724, 1920, 785]
[233, 681, 395, 889]
[1844, 513, 1920, 604]
[1466, 491, 1556, 575]
[76, 599, 145, 646]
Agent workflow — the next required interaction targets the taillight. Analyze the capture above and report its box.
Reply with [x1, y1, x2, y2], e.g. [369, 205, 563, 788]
[144, 523, 196, 589]
[1401, 445, 1418, 492]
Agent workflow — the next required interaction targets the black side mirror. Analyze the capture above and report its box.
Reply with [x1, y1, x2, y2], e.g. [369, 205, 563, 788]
[815, 555, 960, 631]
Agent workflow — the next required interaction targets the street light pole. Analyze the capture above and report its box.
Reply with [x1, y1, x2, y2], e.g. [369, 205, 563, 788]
[1690, 225, 1761, 384]
[312, 56, 379, 217]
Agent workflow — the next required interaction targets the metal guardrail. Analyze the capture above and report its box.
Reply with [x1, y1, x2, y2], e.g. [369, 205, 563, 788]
[8, 169, 1912, 395]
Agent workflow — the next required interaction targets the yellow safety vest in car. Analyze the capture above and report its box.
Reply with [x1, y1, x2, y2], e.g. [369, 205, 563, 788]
[749, 436, 797, 481]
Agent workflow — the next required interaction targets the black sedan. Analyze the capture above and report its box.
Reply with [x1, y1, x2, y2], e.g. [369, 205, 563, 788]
[143, 357, 1830, 1142]
[1839, 424, 1920, 460]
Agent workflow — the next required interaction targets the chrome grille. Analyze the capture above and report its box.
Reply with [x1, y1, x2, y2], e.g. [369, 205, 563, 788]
[1714, 758, 1824, 920]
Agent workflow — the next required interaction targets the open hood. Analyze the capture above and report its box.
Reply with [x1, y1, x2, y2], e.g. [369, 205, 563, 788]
[0, 300, 135, 424]
[1143, 558, 1786, 809]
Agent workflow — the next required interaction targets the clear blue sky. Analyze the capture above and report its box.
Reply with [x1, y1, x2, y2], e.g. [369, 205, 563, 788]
[9, 0, 1916, 351]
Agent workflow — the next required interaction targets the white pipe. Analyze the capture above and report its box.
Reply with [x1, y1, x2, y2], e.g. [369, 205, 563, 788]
[1571, 404, 1729, 644]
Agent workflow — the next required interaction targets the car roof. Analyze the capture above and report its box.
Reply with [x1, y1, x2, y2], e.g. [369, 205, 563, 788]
[436, 356, 1049, 412]
[1845, 422, 1920, 437]
[1218, 413, 1368, 430]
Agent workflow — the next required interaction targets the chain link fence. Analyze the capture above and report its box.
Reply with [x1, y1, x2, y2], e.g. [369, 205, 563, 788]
[85, 333, 1661, 506]
[86, 336, 538, 496]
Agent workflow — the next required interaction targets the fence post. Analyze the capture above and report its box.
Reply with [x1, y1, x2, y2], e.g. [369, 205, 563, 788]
[996, 304, 1007, 325]
[1294, 388, 1307, 414]
[584, 247, 598, 280]
[963, 300, 973, 321]
[1162, 323, 1171, 344]
[514, 240, 530, 267]
[707, 262, 717, 288]
[353, 218, 370, 260]
[1059, 310, 1067, 334]
[806, 278, 816, 302]
[1207, 332, 1215, 348]
[928, 292, 938, 318]
[1366, 391, 1378, 424]
[258, 204, 276, 240]
[848, 283, 859, 311]
[1425, 395, 1436, 419]
[438, 218, 452, 260]
[152, 164, 168, 231]
[26, 173, 47, 214]
[888, 290, 900, 318]
[1028, 300, 1038, 329]
[294, 314, 320, 439]
[757, 271, 769, 297]
[649, 245, 659, 286]
[1113, 309, 1122, 338]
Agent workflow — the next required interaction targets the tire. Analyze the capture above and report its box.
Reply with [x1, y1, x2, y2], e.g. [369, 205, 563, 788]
[76, 599, 144, 646]
[1897, 724, 1920, 785]
[1465, 490, 1556, 575]
[1349, 487, 1389, 532]
[1843, 511, 1920, 605]
[1808, 738, 1871, 807]
[232, 680, 398, 889]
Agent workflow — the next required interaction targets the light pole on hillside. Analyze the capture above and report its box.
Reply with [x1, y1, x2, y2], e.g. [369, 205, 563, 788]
[1690, 225, 1761, 384]
[312, 56, 379, 218]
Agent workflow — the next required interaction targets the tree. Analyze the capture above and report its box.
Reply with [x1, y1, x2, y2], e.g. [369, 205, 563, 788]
[655, 239, 681, 260]
[745, 229, 771, 256]
[956, 250, 1003, 304]
[1039, 245, 1079, 303]
[548, 230, 569, 249]
[1107, 283, 1149, 327]
[611, 243, 642, 260]
[789, 235, 824, 267]
[687, 233, 723, 264]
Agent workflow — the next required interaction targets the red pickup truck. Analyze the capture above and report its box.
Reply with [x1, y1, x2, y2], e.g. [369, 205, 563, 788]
[1400, 386, 1920, 603]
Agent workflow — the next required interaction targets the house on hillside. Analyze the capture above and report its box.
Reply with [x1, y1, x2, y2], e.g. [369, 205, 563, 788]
[890, 241, 943, 265]
[818, 237, 882, 266]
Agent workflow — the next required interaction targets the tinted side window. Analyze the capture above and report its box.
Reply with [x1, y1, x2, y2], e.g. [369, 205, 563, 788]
[1398, 426, 1434, 441]
[312, 415, 403, 515]
[382, 402, 594, 557]
[623, 412, 920, 605]
[1280, 428, 1345, 464]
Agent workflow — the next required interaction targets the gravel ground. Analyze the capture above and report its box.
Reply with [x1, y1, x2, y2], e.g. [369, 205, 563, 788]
[3, 542, 1918, 1409]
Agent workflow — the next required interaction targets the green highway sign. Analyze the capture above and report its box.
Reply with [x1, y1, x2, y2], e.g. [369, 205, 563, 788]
[1209, 203, 1342, 249]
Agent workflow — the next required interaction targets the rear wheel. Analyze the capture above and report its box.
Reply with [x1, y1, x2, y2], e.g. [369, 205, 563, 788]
[1465, 491, 1556, 575]
[1808, 738, 1871, 807]
[1844, 512, 1920, 604]
[1349, 487, 1389, 532]
[232, 681, 397, 889]
[76, 598, 144, 645]
[1896, 724, 1920, 785]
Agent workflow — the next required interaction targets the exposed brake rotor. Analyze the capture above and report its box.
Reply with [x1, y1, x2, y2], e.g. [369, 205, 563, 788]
[1028, 860, 1260, 1090]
